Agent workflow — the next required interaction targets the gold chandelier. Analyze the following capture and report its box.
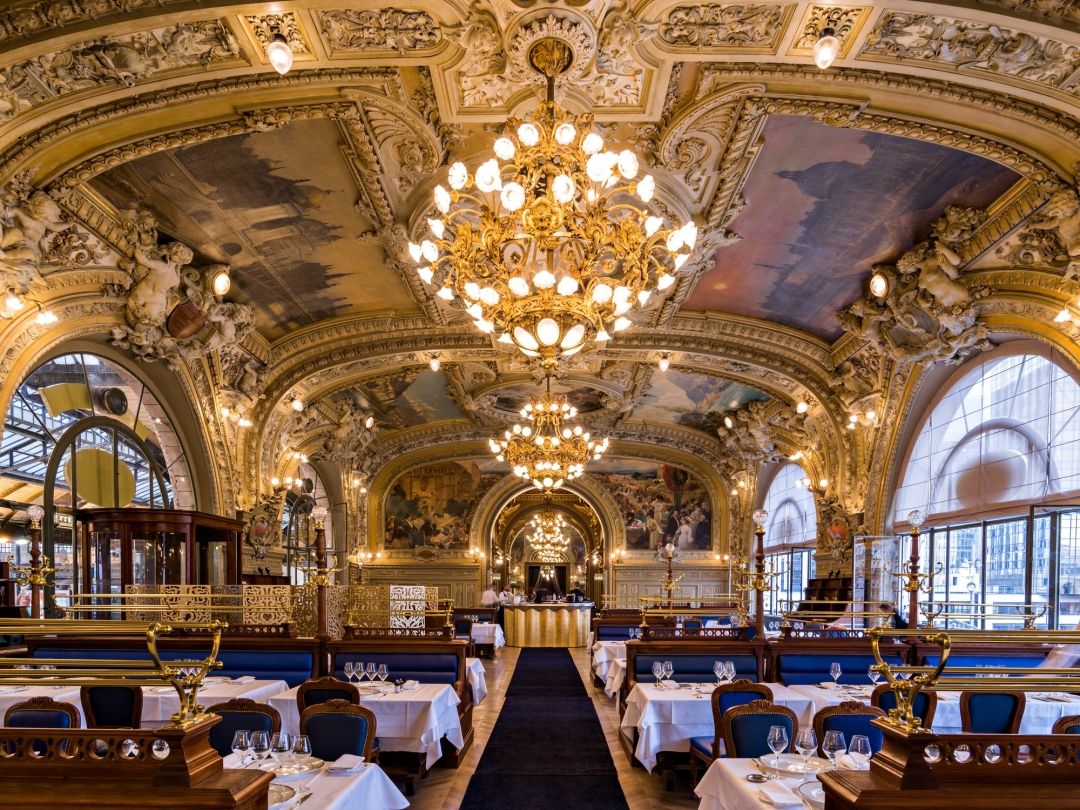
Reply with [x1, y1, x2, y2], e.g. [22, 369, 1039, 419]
[529, 511, 570, 561]
[489, 377, 609, 492]
[407, 39, 697, 368]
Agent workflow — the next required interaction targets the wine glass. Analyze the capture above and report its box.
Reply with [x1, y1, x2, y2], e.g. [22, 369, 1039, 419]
[344, 662, 355, 683]
[868, 666, 881, 686]
[848, 734, 872, 769]
[291, 734, 311, 766]
[377, 664, 389, 683]
[270, 732, 291, 766]
[822, 730, 846, 769]
[250, 731, 270, 764]
[365, 662, 377, 683]
[723, 661, 736, 682]
[651, 661, 663, 687]
[767, 725, 788, 768]
[830, 662, 842, 685]
[662, 660, 674, 685]
[713, 660, 723, 686]
[794, 728, 817, 771]
[230, 730, 251, 765]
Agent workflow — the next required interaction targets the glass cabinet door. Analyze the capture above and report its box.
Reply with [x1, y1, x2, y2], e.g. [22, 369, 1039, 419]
[131, 532, 187, 585]
[197, 541, 228, 586]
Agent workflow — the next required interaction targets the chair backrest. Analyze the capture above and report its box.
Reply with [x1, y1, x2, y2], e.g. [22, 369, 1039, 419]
[683, 619, 703, 635]
[4, 697, 80, 728]
[871, 683, 938, 729]
[709, 681, 774, 756]
[81, 685, 142, 729]
[454, 618, 474, 638]
[1052, 715, 1080, 734]
[205, 698, 281, 757]
[960, 691, 1025, 734]
[300, 699, 377, 761]
[297, 676, 360, 713]
[813, 700, 886, 756]
[722, 699, 798, 759]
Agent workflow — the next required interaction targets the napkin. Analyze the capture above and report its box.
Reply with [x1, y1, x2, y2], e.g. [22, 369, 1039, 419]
[402, 679, 420, 691]
[657, 679, 677, 689]
[328, 754, 365, 773]
[231, 675, 256, 684]
[757, 781, 803, 807]
[837, 754, 870, 771]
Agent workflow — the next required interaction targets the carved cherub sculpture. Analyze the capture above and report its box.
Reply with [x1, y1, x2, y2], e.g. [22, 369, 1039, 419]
[1029, 187, 1080, 281]
[125, 241, 193, 325]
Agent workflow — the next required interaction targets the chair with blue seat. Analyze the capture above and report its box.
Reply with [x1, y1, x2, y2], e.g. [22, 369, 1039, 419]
[1052, 715, 1080, 734]
[300, 698, 378, 762]
[689, 681, 774, 783]
[5, 696, 80, 728]
[81, 685, 142, 729]
[454, 618, 475, 658]
[721, 699, 799, 759]
[205, 698, 281, 758]
[960, 690, 1025, 733]
[871, 683, 937, 730]
[297, 676, 360, 715]
[813, 701, 886, 757]
[682, 618, 703, 636]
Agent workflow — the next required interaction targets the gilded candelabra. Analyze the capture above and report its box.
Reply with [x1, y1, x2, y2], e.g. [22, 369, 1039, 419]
[10, 505, 53, 619]
[656, 542, 683, 611]
[749, 509, 782, 636]
[888, 509, 940, 630]
[609, 547, 625, 604]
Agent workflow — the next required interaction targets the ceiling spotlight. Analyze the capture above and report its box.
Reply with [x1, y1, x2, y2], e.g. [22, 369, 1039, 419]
[813, 27, 840, 69]
[364, 415, 375, 429]
[3, 294, 23, 313]
[290, 398, 304, 412]
[819, 478, 830, 489]
[723, 415, 734, 429]
[796, 400, 809, 414]
[266, 32, 293, 75]
[658, 353, 670, 372]
[34, 310, 58, 325]
[429, 354, 441, 372]
[869, 270, 890, 299]
[210, 267, 231, 296]
[1056, 308, 1072, 324]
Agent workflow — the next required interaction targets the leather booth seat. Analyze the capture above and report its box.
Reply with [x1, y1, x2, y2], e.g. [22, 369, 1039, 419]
[331, 651, 460, 685]
[775, 653, 905, 685]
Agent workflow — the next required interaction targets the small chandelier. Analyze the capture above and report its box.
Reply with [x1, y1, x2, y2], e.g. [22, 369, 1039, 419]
[528, 511, 571, 561]
[407, 38, 697, 368]
[489, 377, 608, 491]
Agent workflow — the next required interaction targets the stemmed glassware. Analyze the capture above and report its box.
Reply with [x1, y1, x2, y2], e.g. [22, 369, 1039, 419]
[344, 662, 355, 683]
[231, 730, 251, 764]
[250, 731, 271, 764]
[713, 661, 723, 686]
[794, 728, 817, 771]
[365, 662, 377, 683]
[662, 660, 674, 685]
[652, 661, 663, 687]
[848, 734, 872, 768]
[377, 664, 389, 684]
[723, 661, 736, 682]
[767, 725, 788, 768]
[868, 666, 881, 686]
[270, 732, 292, 767]
[830, 662, 842, 685]
[822, 730, 846, 769]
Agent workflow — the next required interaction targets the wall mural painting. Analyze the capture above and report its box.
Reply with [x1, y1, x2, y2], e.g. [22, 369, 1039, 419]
[634, 370, 767, 433]
[590, 459, 712, 551]
[383, 460, 499, 551]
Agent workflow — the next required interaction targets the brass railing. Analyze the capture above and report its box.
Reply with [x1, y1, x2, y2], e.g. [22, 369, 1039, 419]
[919, 600, 1050, 629]
[779, 599, 893, 629]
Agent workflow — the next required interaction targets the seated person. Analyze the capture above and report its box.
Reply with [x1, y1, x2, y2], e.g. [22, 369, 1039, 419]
[1039, 619, 1080, 669]
[878, 601, 908, 629]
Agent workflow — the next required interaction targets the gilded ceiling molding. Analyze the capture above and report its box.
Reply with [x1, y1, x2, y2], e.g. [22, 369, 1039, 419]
[655, 4, 791, 53]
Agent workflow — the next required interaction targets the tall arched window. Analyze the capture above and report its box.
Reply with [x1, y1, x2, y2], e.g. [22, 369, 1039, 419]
[759, 462, 817, 614]
[892, 345, 1080, 628]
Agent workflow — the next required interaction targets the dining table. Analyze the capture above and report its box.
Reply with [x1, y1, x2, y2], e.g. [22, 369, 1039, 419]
[466, 657, 488, 704]
[222, 752, 409, 810]
[591, 640, 626, 685]
[140, 677, 289, 727]
[604, 658, 627, 698]
[267, 682, 465, 770]
[695, 756, 842, 810]
[470, 622, 505, 649]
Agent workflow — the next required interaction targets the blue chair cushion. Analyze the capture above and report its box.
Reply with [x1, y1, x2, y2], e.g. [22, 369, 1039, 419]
[718, 690, 768, 715]
[689, 736, 713, 757]
[332, 652, 458, 685]
[966, 693, 1023, 733]
[84, 686, 138, 727]
[729, 712, 794, 759]
[820, 714, 884, 754]
[7, 710, 73, 728]
[776, 654, 904, 685]
[597, 626, 637, 640]
[208, 710, 276, 757]
[923, 654, 1045, 675]
[305, 712, 371, 761]
[634, 654, 758, 683]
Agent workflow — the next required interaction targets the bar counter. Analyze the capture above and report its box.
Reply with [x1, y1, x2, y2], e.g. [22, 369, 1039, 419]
[503, 602, 593, 648]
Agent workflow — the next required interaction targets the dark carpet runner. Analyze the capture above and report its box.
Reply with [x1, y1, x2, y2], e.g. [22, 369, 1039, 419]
[459, 648, 630, 810]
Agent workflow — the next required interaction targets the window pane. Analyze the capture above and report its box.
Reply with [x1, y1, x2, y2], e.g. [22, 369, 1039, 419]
[1059, 511, 1080, 629]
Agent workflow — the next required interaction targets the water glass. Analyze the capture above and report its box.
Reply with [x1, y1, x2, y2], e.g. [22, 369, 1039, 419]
[794, 728, 817, 770]
[377, 663, 389, 683]
[723, 661, 736, 682]
[250, 731, 270, 762]
[822, 730, 846, 767]
[848, 734, 872, 768]
[830, 662, 842, 685]
[767, 725, 788, 768]
[868, 666, 881, 685]
[662, 660, 674, 683]
[651, 661, 663, 687]
[713, 660, 723, 686]
[230, 730, 251, 762]
[270, 732, 291, 765]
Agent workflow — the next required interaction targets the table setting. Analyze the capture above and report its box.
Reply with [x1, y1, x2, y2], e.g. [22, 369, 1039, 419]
[470, 622, 505, 649]
[140, 677, 289, 727]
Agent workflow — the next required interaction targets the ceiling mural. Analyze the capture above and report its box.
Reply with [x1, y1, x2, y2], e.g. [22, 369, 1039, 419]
[632, 369, 767, 434]
[90, 118, 416, 340]
[488, 381, 608, 416]
[684, 115, 1022, 340]
[331, 368, 466, 431]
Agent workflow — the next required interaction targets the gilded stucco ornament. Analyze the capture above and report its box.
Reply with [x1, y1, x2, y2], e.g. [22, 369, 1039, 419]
[659, 4, 785, 49]
[317, 8, 439, 54]
[996, 176, 1080, 280]
[245, 494, 284, 561]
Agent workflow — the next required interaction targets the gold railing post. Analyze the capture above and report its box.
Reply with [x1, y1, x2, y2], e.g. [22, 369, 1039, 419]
[752, 513, 767, 639]
[312, 506, 330, 642]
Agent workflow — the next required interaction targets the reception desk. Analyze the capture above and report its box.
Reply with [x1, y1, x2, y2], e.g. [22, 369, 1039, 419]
[503, 603, 592, 648]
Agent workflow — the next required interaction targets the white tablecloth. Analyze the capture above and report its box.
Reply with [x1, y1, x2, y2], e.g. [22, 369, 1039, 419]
[466, 657, 488, 704]
[223, 753, 409, 810]
[621, 683, 816, 772]
[604, 659, 627, 698]
[0, 685, 82, 725]
[471, 623, 505, 648]
[592, 641, 626, 684]
[268, 683, 465, 769]
[695, 757, 823, 810]
[140, 679, 289, 726]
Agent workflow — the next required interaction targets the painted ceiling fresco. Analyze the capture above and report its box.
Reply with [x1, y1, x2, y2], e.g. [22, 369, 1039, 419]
[91, 118, 416, 340]
[633, 370, 766, 434]
[489, 380, 607, 415]
[331, 368, 465, 430]
[683, 115, 1022, 340]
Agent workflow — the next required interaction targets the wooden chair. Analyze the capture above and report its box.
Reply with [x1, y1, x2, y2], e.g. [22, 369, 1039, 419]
[871, 683, 938, 729]
[721, 699, 799, 759]
[454, 618, 475, 658]
[296, 676, 360, 715]
[4, 696, 80, 728]
[204, 697, 281, 758]
[689, 681, 774, 784]
[813, 700, 886, 757]
[300, 698, 378, 762]
[81, 685, 142, 729]
[960, 691, 1025, 734]
[1052, 715, 1080, 734]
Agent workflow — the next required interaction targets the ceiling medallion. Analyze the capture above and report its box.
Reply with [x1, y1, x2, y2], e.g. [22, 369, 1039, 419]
[489, 375, 609, 492]
[408, 37, 697, 369]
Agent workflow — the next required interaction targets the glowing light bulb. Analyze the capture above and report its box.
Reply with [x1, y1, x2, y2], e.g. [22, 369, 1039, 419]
[417, 266, 434, 284]
[427, 218, 445, 239]
[474, 158, 502, 192]
[813, 28, 840, 69]
[434, 184, 451, 214]
[266, 34, 293, 75]
[554, 122, 577, 145]
[429, 355, 441, 372]
[657, 274, 675, 290]
[493, 137, 516, 160]
[533, 269, 556, 289]
[556, 276, 578, 296]
[658, 355, 670, 372]
[448, 162, 468, 190]
[211, 267, 231, 296]
[796, 401, 810, 414]
[290, 398, 304, 412]
[636, 174, 655, 202]
[582, 132, 604, 154]
[509, 276, 530, 297]
[617, 150, 639, 178]
[517, 123, 540, 147]
[592, 283, 613, 304]
[501, 182, 525, 211]
[551, 174, 575, 204]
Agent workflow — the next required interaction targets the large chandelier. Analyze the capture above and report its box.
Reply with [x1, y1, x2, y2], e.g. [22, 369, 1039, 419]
[489, 377, 609, 492]
[407, 39, 698, 368]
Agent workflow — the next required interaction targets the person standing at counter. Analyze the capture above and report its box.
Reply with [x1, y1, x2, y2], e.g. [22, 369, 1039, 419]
[481, 582, 499, 607]
[568, 582, 586, 601]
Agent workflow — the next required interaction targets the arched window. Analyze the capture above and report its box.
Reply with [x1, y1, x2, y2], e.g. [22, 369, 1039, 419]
[759, 462, 817, 615]
[281, 463, 332, 584]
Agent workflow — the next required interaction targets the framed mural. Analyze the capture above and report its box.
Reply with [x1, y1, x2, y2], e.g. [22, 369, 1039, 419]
[590, 459, 712, 551]
[382, 460, 499, 552]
